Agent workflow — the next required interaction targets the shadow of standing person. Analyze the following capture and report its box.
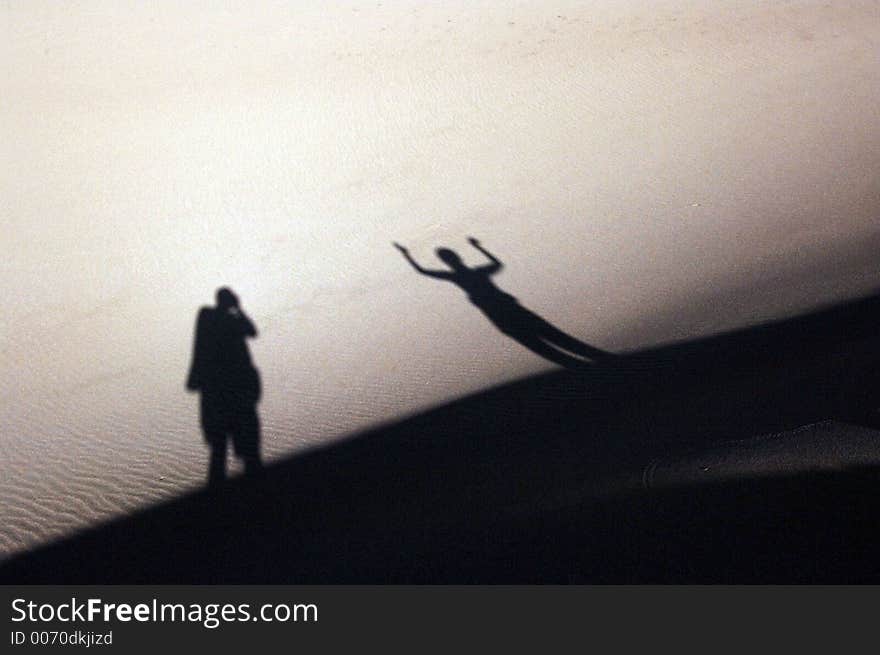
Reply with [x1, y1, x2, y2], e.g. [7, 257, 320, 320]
[186, 287, 263, 486]
[394, 238, 610, 369]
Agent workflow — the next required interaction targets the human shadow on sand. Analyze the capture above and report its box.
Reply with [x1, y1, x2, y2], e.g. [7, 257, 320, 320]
[394, 238, 610, 369]
[186, 287, 263, 486]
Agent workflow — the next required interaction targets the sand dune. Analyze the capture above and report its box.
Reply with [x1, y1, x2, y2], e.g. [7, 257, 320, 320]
[2, 1, 880, 559]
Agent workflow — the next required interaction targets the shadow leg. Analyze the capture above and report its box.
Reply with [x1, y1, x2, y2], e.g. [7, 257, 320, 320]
[235, 408, 263, 476]
[207, 434, 227, 487]
[506, 331, 590, 370]
[529, 312, 608, 361]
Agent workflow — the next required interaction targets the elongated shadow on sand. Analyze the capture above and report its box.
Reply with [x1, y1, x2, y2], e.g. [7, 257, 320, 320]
[394, 238, 610, 369]
[186, 287, 263, 486]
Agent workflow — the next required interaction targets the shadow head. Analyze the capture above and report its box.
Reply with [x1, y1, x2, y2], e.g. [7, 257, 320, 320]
[436, 248, 464, 269]
[216, 287, 239, 310]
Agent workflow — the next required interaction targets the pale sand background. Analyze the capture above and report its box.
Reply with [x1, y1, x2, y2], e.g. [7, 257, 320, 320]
[2, 1, 879, 558]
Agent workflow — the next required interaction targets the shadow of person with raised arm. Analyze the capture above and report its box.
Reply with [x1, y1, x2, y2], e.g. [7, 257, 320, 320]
[186, 287, 263, 487]
[394, 238, 610, 369]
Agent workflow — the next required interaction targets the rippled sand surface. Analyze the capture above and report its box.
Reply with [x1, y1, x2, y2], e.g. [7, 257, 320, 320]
[2, 1, 879, 558]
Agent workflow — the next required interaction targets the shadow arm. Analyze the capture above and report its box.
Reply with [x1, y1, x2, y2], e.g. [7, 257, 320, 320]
[469, 238, 503, 274]
[393, 242, 451, 279]
[235, 310, 258, 338]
